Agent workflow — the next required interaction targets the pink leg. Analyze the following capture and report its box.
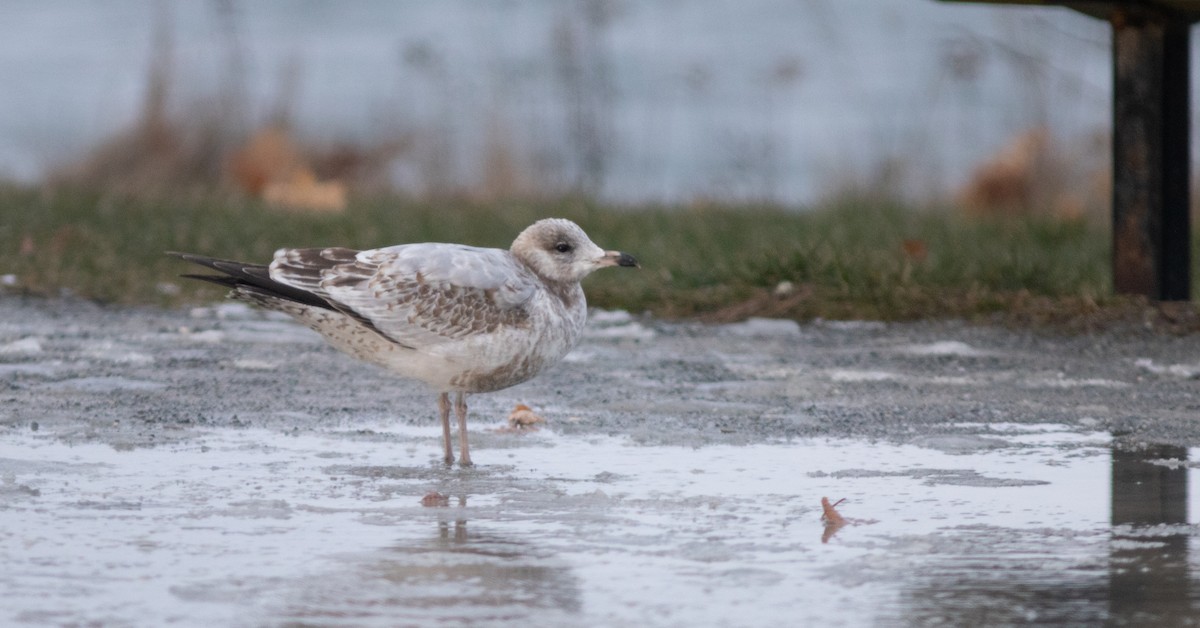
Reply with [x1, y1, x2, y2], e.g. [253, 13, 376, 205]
[454, 392, 472, 467]
[438, 392, 453, 465]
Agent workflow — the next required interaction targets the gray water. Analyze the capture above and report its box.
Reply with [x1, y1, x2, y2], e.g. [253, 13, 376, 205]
[3, 298, 1200, 625]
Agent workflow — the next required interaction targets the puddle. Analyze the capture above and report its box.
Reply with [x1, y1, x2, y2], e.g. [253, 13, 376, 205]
[4, 300, 1200, 625]
[3, 423, 1197, 626]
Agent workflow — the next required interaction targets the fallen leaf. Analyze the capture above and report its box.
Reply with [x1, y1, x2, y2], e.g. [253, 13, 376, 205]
[420, 491, 450, 507]
[820, 496, 847, 543]
[820, 496, 847, 525]
[508, 403, 545, 429]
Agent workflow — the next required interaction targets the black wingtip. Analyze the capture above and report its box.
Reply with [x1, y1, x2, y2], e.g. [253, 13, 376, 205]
[166, 251, 214, 264]
[168, 251, 235, 270]
[169, 250, 339, 313]
[178, 273, 241, 289]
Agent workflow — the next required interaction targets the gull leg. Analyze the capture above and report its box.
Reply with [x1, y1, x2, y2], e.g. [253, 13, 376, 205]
[454, 392, 472, 467]
[438, 392, 454, 465]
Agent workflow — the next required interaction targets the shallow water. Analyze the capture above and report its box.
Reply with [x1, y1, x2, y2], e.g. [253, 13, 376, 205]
[4, 300, 1200, 625]
[4, 422, 1197, 626]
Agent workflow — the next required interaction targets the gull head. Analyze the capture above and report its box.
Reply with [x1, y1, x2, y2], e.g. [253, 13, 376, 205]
[511, 218, 639, 284]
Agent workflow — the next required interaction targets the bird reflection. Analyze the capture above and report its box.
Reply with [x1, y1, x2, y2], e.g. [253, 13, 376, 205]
[376, 494, 582, 617]
[274, 493, 583, 623]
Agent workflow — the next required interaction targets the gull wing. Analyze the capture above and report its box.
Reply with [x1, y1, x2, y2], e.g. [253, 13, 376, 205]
[270, 243, 537, 349]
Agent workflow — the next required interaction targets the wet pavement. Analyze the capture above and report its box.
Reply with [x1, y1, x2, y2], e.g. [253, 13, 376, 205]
[2, 297, 1200, 626]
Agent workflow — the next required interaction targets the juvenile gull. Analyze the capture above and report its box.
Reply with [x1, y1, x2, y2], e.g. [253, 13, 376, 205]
[171, 218, 638, 466]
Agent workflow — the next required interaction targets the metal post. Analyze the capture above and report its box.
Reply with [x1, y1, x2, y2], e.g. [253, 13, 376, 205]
[1111, 8, 1192, 300]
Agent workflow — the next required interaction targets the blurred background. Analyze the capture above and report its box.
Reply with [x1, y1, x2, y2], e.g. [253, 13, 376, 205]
[2, 0, 1198, 320]
[1, 0, 1170, 211]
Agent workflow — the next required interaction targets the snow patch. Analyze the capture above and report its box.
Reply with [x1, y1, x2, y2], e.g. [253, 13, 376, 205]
[901, 341, 988, 357]
[816, 320, 886, 331]
[231, 359, 278, 371]
[0, 337, 42, 356]
[589, 309, 635, 325]
[586, 311, 655, 340]
[1147, 458, 1190, 470]
[928, 376, 974, 386]
[0, 363, 61, 377]
[82, 342, 153, 365]
[1135, 358, 1200, 379]
[585, 322, 656, 340]
[828, 369, 899, 383]
[719, 317, 801, 338]
[561, 349, 595, 363]
[181, 329, 226, 344]
[190, 302, 260, 321]
[1025, 376, 1129, 389]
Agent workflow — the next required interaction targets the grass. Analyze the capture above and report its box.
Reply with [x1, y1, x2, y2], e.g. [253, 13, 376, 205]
[1, 183, 1196, 329]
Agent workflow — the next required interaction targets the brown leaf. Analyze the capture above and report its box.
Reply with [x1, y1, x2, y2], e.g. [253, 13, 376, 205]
[820, 496, 847, 544]
[820, 497, 846, 525]
[420, 491, 450, 507]
[508, 403, 545, 429]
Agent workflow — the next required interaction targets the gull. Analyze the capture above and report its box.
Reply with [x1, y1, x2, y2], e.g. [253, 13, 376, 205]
[170, 218, 638, 466]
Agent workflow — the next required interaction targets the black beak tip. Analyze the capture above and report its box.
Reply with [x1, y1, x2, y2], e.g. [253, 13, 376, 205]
[617, 252, 640, 268]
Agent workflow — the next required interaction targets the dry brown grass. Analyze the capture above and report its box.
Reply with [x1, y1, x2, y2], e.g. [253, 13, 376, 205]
[957, 127, 1110, 221]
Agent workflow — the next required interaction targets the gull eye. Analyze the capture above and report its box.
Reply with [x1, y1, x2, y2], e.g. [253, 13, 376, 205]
[554, 242, 573, 253]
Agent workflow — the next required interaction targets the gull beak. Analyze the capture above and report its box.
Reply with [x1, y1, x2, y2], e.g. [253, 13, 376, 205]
[599, 250, 640, 268]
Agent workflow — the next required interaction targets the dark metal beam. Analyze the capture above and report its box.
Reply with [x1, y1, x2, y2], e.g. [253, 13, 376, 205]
[942, 0, 1195, 301]
[1111, 8, 1191, 300]
[939, 2, 1200, 23]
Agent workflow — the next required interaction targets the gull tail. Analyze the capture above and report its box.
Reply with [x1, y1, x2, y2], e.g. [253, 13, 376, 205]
[167, 251, 399, 344]
[166, 252, 334, 311]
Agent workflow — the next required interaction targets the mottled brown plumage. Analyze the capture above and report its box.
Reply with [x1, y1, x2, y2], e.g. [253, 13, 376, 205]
[170, 218, 638, 466]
